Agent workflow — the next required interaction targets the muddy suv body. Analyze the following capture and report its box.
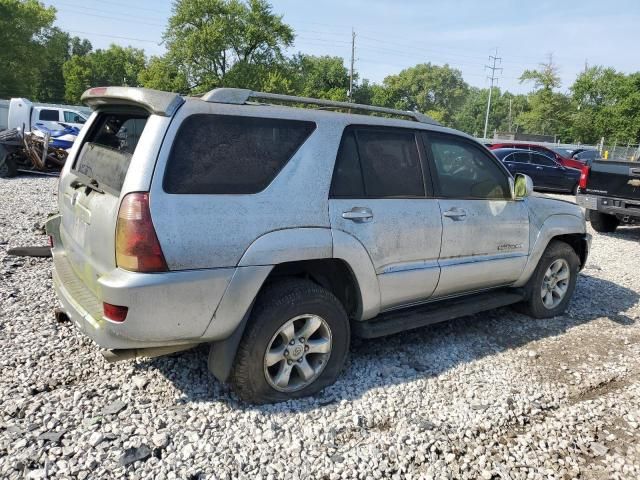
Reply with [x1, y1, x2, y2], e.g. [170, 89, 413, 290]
[47, 87, 590, 402]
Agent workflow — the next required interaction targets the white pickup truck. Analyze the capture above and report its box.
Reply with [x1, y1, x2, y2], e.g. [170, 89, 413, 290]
[0, 98, 89, 131]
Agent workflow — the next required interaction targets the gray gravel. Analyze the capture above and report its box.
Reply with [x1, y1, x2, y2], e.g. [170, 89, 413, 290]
[1, 176, 640, 479]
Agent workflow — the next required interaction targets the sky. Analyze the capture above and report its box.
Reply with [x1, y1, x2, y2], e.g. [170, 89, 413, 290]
[42, 0, 640, 94]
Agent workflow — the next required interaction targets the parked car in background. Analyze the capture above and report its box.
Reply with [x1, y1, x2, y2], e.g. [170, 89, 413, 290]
[576, 160, 640, 232]
[571, 148, 601, 163]
[489, 142, 584, 170]
[492, 148, 581, 194]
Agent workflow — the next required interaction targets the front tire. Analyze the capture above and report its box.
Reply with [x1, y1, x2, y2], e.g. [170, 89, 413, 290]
[588, 210, 619, 233]
[518, 240, 579, 318]
[230, 279, 350, 404]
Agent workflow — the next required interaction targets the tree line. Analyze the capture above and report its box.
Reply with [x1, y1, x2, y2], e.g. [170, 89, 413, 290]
[3, 0, 640, 145]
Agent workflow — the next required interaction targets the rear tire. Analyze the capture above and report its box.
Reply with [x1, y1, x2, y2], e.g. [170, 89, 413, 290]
[517, 240, 579, 319]
[230, 279, 350, 404]
[588, 210, 619, 233]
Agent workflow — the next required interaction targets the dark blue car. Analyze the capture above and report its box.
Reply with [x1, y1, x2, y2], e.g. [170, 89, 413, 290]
[492, 148, 581, 194]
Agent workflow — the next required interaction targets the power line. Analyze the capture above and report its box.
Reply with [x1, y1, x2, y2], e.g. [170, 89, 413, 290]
[51, 7, 166, 28]
[349, 29, 356, 102]
[483, 48, 502, 139]
[48, 0, 171, 14]
[67, 30, 161, 44]
[50, 1, 168, 22]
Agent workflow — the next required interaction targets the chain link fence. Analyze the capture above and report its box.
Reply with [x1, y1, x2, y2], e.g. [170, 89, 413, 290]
[599, 141, 640, 162]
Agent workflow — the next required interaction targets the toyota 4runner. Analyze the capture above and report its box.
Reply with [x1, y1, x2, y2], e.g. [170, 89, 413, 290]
[47, 87, 590, 403]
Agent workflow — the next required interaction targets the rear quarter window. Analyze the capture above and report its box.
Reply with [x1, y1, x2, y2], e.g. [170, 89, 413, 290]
[163, 115, 316, 194]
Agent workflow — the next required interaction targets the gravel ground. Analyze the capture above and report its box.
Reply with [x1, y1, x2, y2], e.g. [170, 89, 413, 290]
[1, 176, 640, 480]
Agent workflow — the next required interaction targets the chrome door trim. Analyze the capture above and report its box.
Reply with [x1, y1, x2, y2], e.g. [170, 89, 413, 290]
[379, 259, 439, 275]
[438, 251, 527, 267]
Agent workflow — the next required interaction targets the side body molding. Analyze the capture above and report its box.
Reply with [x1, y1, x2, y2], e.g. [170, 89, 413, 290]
[513, 213, 586, 287]
[332, 229, 381, 320]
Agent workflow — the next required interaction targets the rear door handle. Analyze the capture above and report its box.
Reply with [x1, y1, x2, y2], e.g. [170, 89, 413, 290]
[342, 207, 373, 223]
[442, 208, 467, 221]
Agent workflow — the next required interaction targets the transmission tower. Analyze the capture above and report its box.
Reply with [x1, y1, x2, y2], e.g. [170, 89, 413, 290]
[483, 48, 502, 139]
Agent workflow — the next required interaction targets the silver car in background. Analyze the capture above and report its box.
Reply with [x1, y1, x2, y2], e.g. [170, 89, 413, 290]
[47, 87, 590, 403]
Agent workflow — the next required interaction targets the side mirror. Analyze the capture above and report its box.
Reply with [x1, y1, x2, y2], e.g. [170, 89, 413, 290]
[513, 173, 534, 200]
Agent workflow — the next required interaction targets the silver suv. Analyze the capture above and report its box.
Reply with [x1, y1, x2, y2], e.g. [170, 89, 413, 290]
[47, 87, 590, 403]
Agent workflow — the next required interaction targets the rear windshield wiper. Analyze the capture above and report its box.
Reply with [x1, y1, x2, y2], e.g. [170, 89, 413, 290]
[70, 178, 104, 194]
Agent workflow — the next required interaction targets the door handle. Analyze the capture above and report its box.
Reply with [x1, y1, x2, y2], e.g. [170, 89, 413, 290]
[342, 207, 373, 223]
[442, 208, 467, 221]
[536, 166, 543, 170]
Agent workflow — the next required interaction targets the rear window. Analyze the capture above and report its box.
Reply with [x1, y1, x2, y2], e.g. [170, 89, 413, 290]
[73, 112, 149, 193]
[163, 114, 316, 194]
[39, 109, 59, 121]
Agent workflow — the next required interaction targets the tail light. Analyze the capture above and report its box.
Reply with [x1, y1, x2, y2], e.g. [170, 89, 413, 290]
[115, 192, 168, 272]
[579, 165, 590, 190]
[103, 302, 128, 322]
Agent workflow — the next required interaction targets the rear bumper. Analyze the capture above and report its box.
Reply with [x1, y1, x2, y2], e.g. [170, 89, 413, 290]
[51, 248, 235, 349]
[577, 193, 640, 220]
[47, 214, 241, 350]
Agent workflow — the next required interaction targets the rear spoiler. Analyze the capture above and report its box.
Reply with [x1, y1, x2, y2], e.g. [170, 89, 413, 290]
[81, 87, 184, 117]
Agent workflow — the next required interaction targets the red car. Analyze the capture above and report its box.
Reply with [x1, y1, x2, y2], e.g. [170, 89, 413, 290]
[488, 143, 584, 170]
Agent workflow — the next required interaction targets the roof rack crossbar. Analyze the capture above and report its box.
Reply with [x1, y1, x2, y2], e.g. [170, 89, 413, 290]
[201, 88, 440, 125]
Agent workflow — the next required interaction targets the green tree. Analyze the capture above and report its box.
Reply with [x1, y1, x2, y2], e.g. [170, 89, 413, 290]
[32, 28, 92, 102]
[70, 37, 92, 57]
[284, 54, 350, 100]
[517, 55, 572, 139]
[164, 0, 294, 93]
[377, 63, 469, 125]
[63, 45, 146, 103]
[139, 55, 189, 93]
[0, 0, 56, 98]
[570, 66, 640, 143]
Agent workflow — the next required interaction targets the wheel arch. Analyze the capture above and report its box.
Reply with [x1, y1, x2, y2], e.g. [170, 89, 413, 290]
[514, 213, 588, 287]
[207, 227, 379, 383]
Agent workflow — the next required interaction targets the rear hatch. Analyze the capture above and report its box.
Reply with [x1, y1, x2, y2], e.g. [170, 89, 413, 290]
[57, 87, 183, 295]
[586, 160, 640, 201]
[58, 109, 151, 294]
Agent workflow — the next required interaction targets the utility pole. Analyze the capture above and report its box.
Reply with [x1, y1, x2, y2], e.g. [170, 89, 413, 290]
[508, 98, 513, 132]
[349, 28, 356, 102]
[483, 48, 502, 140]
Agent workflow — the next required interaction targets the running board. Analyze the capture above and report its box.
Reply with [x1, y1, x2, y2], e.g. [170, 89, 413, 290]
[352, 289, 525, 338]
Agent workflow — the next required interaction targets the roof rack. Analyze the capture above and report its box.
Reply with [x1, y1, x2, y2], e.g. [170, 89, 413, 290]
[201, 88, 440, 126]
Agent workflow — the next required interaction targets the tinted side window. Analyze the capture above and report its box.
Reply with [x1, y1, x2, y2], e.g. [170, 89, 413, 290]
[428, 135, 510, 199]
[164, 115, 315, 194]
[330, 131, 365, 197]
[531, 154, 556, 167]
[39, 109, 59, 121]
[356, 129, 425, 197]
[511, 152, 531, 163]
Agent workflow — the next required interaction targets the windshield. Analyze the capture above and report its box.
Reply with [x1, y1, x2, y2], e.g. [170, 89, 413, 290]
[551, 147, 572, 157]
